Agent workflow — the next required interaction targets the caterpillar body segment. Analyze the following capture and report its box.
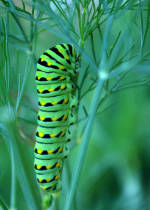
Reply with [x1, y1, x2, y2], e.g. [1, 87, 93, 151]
[35, 71, 71, 84]
[34, 44, 78, 193]
[35, 126, 71, 144]
[34, 158, 63, 174]
[37, 82, 74, 97]
[38, 94, 77, 111]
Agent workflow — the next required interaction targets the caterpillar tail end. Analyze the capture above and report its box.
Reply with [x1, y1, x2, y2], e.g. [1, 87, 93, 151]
[42, 193, 53, 210]
[42, 187, 61, 210]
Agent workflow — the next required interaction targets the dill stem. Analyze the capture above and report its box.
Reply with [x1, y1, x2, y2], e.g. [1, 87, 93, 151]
[64, 76, 105, 210]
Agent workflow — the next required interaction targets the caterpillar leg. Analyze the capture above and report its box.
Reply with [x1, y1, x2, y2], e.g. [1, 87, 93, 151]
[71, 95, 78, 108]
[69, 108, 77, 125]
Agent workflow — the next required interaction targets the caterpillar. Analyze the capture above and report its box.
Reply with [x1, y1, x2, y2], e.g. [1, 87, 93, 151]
[34, 44, 78, 193]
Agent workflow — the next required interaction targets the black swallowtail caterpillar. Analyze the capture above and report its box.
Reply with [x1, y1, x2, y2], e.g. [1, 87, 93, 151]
[34, 44, 78, 193]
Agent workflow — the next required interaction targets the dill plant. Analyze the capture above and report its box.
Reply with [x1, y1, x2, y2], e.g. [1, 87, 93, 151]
[0, 0, 150, 210]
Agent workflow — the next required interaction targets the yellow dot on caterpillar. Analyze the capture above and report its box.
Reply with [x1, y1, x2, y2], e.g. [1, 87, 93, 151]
[37, 165, 41, 169]
[64, 98, 68, 103]
[41, 58, 44, 62]
[58, 49, 63, 53]
[42, 186, 46, 190]
[46, 178, 51, 182]
[63, 115, 68, 120]
[56, 163, 60, 167]
[39, 132, 44, 137]
[40, 116, 45, 121]
[60, 66, 65, 70]
[60, 76, 65, 80]
[46, 165, 51, 169]
[38, 76, 41, 80]
[48, 62, 52, 66]
[58, 147, 63, 152]
[37, 149, 42, 154]
[55, 176, 59, 180]
[50, 134, 56, 138]
[51, 101, 57, 105]
[47, 77, 52, 80]
[52, 117, 57, 121]
[41, 102, 45, 106]
[48, 88, 55, 92]
[39, 178, 42, 183]
[48, 150, 53, 154]
[60, 131, 65, 136]
[39, 89, 43, 93]
[65, 56, 69, 60]
[60, 85, 66, 90]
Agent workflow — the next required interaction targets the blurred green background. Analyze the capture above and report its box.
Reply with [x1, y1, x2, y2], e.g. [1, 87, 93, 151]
[0, 1, 150, 210]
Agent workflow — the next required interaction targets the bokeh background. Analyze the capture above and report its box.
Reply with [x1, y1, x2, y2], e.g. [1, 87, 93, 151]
[0, 1, 150, 210]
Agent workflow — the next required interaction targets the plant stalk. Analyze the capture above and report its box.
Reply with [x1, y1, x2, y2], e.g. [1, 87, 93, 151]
[64, 74, 105, 210]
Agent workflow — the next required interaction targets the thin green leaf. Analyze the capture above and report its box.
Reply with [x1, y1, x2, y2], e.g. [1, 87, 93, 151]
[0, 196, 8, 210]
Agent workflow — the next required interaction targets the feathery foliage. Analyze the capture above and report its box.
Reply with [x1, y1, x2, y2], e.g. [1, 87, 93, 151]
[0, 0, 150, 210]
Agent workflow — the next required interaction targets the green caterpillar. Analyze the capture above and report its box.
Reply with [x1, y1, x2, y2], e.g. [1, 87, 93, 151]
[34, 44, 78, 192]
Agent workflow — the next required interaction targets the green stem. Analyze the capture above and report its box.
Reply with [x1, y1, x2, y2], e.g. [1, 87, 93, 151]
[0, 195, 8, 210]
[53, 194, 60, 210]
[11, 13, 29, 43]
[90, 32, 97, 64]
[64, 16, 112, 209]
[30, 0, 35, 42]
[10, 123, 38, 210]
[10, 140, 16, 209]
[64, 75, 105, 210]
